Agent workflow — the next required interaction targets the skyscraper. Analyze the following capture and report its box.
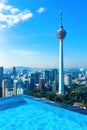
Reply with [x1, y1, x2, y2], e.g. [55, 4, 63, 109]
[0, 67, 3, 97]
[22, 69, 28, 75]
[56, 11, 66, 94]
[50, 69, 58, 83]
[35, 72, 40, 84]
[14, 79, 24, 95]
[29, 73, 36, 91]
[64, 74, 72, 86]
[39, 78, 45, 91]
[12, 67, 17, 77]
[0, 67, 3, 78]
[53, 69, 58, 82]
[2, 79, 14, 97]
[45, 70, 50, 84]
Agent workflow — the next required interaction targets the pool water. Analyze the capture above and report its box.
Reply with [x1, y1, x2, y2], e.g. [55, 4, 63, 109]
[0, 95, 87, 130]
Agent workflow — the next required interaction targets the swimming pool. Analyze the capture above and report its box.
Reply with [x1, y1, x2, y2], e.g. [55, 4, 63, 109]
[0, 95, 87, 130]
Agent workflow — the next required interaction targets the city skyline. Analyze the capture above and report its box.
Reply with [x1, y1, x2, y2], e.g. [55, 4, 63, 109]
[0, 0, 87, 68]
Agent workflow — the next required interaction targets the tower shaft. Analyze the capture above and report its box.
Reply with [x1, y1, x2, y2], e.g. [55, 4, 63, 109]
[59, 40, 64, 94]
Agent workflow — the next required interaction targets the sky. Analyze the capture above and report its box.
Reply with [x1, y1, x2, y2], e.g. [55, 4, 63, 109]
[0, 0, 87, 68]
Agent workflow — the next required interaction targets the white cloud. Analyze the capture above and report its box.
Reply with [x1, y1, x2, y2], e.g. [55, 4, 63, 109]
[0, 24, 7, 29]
[0, 2, 33, 30]
[0, 0, 8, 3]
[37, 7, 45, 14]
[10, 8, 19, 14]
[11, 49, 40, 55]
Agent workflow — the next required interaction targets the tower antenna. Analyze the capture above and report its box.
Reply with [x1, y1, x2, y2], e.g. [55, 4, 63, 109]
[60, 10, 62, 25]
[60, 10, 63, 28]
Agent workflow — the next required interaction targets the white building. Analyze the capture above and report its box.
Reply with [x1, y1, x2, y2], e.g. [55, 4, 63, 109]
[14, 79, 24, 95]
[13, 78, 29, 95]
[2, 79, 14, 97]
[64, 74, 72, 86]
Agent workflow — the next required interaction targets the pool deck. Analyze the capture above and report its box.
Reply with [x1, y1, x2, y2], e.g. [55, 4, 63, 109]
[0, 95, 87, 115]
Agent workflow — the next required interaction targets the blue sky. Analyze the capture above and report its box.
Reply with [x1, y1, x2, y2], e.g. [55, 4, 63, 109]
[0, 0, 87, 68]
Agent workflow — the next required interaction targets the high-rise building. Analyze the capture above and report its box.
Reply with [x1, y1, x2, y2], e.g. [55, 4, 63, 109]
[12, 67, 17, 77]
[35, 72, 40, 84]
[3, 74, 11, 80]
[2, 79, 14, 97]
[85, 76, 87, 86]
[22, 69, 28, 75]
[64, 74, 72, 86]
[50, 70, 54, 82]
[29, 73, 36, 90]
[45, 70, 50, 84]
[38, 78, 45, 91]
[17, 88, 24, 95]
[56, 11, 66, 94]
[14, 79, 24, 95]
[23, 79, 29, 94]
[53, 69, 58, 82]
[52, 81, 58, 91]
[0, 67, 3, 78]
[0, 67, 3, 97]
[50, 69, 58, 83]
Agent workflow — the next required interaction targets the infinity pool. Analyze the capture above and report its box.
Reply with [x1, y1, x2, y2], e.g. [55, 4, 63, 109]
[0, 95, 87, 130]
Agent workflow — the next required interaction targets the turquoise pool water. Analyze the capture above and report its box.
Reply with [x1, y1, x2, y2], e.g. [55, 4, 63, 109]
[0, 95, 87, 130]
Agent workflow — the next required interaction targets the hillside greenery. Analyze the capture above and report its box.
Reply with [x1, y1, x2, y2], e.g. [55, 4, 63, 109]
[29, 85, 87, 108]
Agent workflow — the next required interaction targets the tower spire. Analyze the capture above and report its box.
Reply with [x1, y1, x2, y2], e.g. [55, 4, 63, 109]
[60, 10, 62, 25]
[60, 10, 63, 29]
